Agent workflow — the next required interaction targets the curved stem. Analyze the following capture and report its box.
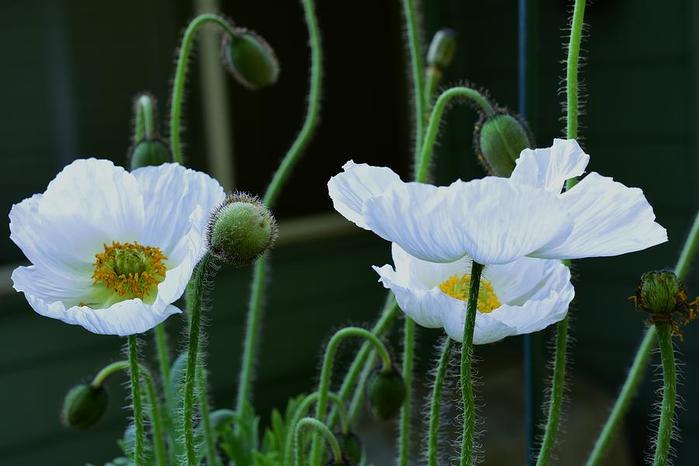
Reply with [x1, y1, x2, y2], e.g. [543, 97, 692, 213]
[536, 317, 569, 466]
[415, 86, 495, 182]
[182, 253, 213, 466]
[398, 318, 415, 466]
[295, 418, 343, 466]
[128, 336, 146, 466]
[169, 14, 237, 164]
[400, 0, 425, 168]
[347, 349, 377, 424]
[91, 360, 129, 388]
[427, 337, 453, 466]
[236, 0, 323, 412]
[460, 262, 483, 466]
[652, 324, 677, 466]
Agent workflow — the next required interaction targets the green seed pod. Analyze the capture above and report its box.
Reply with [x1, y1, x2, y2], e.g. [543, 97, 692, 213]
[427, 28, 457, 70]
[207, 193, 278, 265]
[221, 29, 280, 90]
[61, 383, 108, 429]
[128, 139, 172, 170]
[474, 111, 534, 177]
[366, 367, 406, 421]
[335, 431, 362, 464]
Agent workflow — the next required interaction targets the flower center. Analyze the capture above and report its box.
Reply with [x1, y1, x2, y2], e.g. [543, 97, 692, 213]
[439, 274, 501, 313]
[92, 241, 167, 301]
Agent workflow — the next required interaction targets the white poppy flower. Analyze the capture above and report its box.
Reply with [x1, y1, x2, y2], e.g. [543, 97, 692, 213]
[9, 159, 225, 336]
[374, 244, 574, 344]
[328, 139, 667, 265]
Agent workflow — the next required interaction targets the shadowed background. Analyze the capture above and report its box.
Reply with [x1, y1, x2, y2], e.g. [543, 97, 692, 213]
[0, 0, 697, 465]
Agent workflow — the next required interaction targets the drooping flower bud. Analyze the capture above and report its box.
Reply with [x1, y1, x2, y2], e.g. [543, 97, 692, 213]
[61, 383, 109, 429]
[335, 431, 362, 464]
[366, 367, 406, 421]
[221, 28, 280, 90]
[473, 111, 534, 177]
[633, 270, 698, 337]
[207, 193, 278, 265]
[209, 408, 236, 434]
[128, 139, 172, 170]
[427, 29, 457, 71]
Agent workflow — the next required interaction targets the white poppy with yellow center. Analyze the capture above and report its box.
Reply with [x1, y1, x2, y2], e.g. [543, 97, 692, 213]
[9, 159, 225, 336]
[374, 244, 573, 344]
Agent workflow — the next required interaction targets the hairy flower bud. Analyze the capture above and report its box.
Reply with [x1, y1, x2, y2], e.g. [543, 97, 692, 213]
[474, 111, 534, 177]
[427, 28, 457, 70]
[207, 193, 278, 265]
[61, 383, 108, 429]
[128, 139, 172, 170]
[221, 28, 280, 90]
[366, 367, 406, 421]
[335, 431, 362, 464]
[633, 270, 698, 337]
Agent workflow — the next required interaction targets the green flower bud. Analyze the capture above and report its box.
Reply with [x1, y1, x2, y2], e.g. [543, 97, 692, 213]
[633, 271, 698, 337]
[207, 193, 278, 265]
[366, 367, 405, 421]
[427, 28, 457, 70]
[335, 431, 362, 464]
[61, 383, 108, 429]
[221, 29, 280, 90]
[128, 139, 172, 170]
[209, 408, 236, 434]
[474, 111, 534, 177]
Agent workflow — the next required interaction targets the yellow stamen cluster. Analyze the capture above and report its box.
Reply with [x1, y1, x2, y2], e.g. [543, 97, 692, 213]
[439, 274, 502, 313]
[92, 241, 167, 300]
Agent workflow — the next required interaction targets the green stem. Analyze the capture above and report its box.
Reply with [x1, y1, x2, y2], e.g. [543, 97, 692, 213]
[424, 68, 443, 111]
[460, 261, 483, 466]
[137, 94, 155, 140]
[400, 0, 426, 167]
[398, 318, 415, 466]
[91, 360, 129, 388]
[415, 86, 495, 182]
[197, 364, 220, 466]
[347, 349, 377, 424]
[182, 253, 213, 466]
[236, 0, 322, 412]
[652, 324, 676, 466]
[169, 14, 237, 164]
[295, 418, 343, 466]
[128, 336, 146, 466]
[675, 211, 699, 280]
[536, 317, 569, 466]
[427, 337, 453, 466]
[565, 0, 586, 141]
[311, 327, 392, 465]
[153, 325, 172, 403]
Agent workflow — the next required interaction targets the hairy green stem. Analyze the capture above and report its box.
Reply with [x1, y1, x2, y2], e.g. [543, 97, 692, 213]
[347, 349, 377, 424]
[295, 417, 342, 466]
[428, 337, 453, 466]
[415, 86, 495, 182]
[138, 94, 155, 140]
[128, 336, 146, 466]
[565, 0, 586, 141]
[182, 253, 213, 466]
[169, 14, 237, 164]
[400, 0, 426, 165]
[236, 0, 323, 412]
[91, 360, 129, 388]
[197, 365, 219, 466]
[652, 324, 676, 466]
[399, 318, 415, 466]
[675, 211, 699, 280]
[460, 262, 483, 466]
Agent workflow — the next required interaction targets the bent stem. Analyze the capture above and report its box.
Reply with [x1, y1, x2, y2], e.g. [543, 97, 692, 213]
[428, 337, 453, 466]
[128, 336, 146, 466]
[460, 262, 483, 466]
[295, 418, 343, 466]
[169, 14, 237, 164]
[653, 324, 677, 466]
[236, 0, 323, 412]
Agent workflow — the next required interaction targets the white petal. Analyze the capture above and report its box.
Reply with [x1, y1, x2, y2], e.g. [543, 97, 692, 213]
[486, 257, 563, 304]
[389, 242, 472, 289]
[441, 305, 517, 345]
[510, 139, 590, 194]
[328, 161, 403, 229]
[534, 172, 668, 259]
[132, 163, 225, 257]
[365, 177, 573, 264]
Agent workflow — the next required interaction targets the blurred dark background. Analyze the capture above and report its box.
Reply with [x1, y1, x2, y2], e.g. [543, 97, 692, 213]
[1, 0, 697, 464]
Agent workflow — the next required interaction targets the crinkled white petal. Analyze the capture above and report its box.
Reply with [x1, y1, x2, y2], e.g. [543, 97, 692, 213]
[510, 139, 590, 194]
[364, 177, 574, 264]
[133, 163, 225, 258]
[374, 246, 574, 344]
[533, 172, 668, 259]
[328, 161, 403, 229]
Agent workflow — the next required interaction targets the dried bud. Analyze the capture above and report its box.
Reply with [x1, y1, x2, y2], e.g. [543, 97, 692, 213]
[207, 193, 277, 265]
[61, 383, 108, 429]
[474, 111, 534, 177]
[221, 29, 280, 90]
[335, 431, 362, 464]
[128, 139, 172, 170]
[633, 270, 698, 337]
[427, 28, 457, 70]
[366, 367, 405, 421]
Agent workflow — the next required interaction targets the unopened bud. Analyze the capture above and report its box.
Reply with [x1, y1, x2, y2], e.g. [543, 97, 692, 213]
[335, 431, 362, 464]
[427, 29, 457, 70]
[474, 111, 534, 177]
[207, 193, 277, 265]
[61, 383, 108, 429]
[366, 367, 405, 421]
[634, 270, 698, 336]
[221, 29, 280, 90]
[128, 139, 172, 170]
